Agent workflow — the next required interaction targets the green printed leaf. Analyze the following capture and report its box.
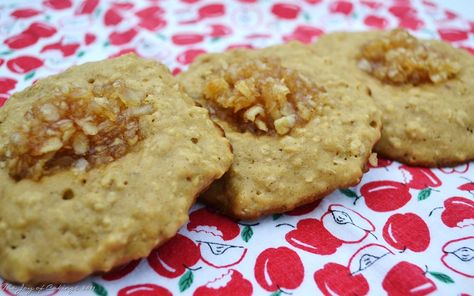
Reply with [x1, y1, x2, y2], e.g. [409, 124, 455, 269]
[303, 12, 311, 21]
[77, 50, 85, 57]
[417, 188, 432, 201]
[103, 41, 110, 47]
[272, 213, 283, 221]
[0, 50, 13, 56]
[428, 271, 454, 284]
[340, 188, 358, 198]
[157, 34, 166, 41]
[92, 282, 108, 296]
[179, 270, 194, 292]
[270, 290, 282, 296]
[241, 225, 253, 242]
[24, 71, 35, 81]
[211, 37, 221, 42]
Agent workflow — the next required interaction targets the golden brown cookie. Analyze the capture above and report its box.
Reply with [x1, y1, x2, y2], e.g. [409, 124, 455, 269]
[178, 42, 381, 219]
[0, 54, 233, 284]
[313, 29, 474, 166]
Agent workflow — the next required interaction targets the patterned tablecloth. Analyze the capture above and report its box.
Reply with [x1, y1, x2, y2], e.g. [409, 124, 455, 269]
[1, 0, 473, 295]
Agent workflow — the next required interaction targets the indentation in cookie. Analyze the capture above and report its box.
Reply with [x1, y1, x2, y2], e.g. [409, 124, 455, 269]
[0, 79, 155, 181]
[202, 57, 324, 135]
[358, 29, 460, 85]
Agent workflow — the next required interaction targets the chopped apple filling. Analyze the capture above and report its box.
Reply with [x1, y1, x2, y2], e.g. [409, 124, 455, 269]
[359, 29, 460, 85]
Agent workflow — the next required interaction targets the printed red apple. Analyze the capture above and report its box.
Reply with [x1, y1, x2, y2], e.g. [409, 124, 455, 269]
[11, 8, 41, 18]
[441, 236, 474, 278]
[360, 180, 411, 212]
[283, 25, 324, 44]
[109, 28, 138, 46]
[0, 78, 17, 94]
[112, 2, 134, 10]
[348, 244, 394, 274]
[193, 269, 253, 296]
[135, 6, 165, 18]
[439, 163, 469, 174]
[286, 218, 342, 255]
[5, 19, 56, 49]
[198, 240, 248, 268]
[399, 165, 441, 190]
[209, 24, 232, 37]
[388, 5, 416, 18]
[172, 33, 205, 45]
[75, 0, 99, 15]
[438, 29, 468, 42]
[398, 17, 424, 30]
[255, 247, 304, 292]
[138, 17, 166, 31]
[314, 263, 369, 296]
[147, 233, 200, 278]
[441, 197, 474, 228]
[444, 10, 458, 20]
[26, 22, 57, 38]
[458, 182, 474, 192]
[271, 3, 301, 19]
[187, 208, 246, 268]
[329, 1, 353, 15]
[104, 8, 123, 26]
[110, 48, 140, 58]
[182, 3, 225, 24]
[43, 0, 72, 10]
[85, 33, 96, 45]
[187, 208, 240, 241]
[102, 259, 141, 281]
[364, 15, 388, 29]
[41, 39, 80, 57]
[118, 284, 172, 296]
[177, 49, 206, 65]
[198, 4, 225, 18]
[383, 261, 437, 296]
[4, 33, 38, 49]
[321, 204, 375, 243]
[383, 213, 430, 252]
[7, 56, 43, 74]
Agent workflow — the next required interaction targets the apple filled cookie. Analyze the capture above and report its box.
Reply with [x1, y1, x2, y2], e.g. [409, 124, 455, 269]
[179, 42, 382, 219]
[313, 29, 474, 166]
[0, 54, 233, 284]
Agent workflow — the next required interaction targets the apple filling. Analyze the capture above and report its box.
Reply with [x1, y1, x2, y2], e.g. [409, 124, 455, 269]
[358, 29, 460, 85]
[0, 80, 154, 181]
[203, 57, 322, 135]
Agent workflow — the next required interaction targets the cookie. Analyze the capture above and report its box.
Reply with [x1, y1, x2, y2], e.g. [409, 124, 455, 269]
[178, 42, 381, 219]
[313, 29, 474, 166]
[0, 54, 233, 284]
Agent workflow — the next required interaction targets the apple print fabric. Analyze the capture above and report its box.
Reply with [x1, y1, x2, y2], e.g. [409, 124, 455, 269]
[0, 0, 473, 295]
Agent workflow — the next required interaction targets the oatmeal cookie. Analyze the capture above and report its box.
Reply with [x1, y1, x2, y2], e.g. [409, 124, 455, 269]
[313, 29, 474, 166]
[0, 54, 233, 284]
[178, 42, 381, 219]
